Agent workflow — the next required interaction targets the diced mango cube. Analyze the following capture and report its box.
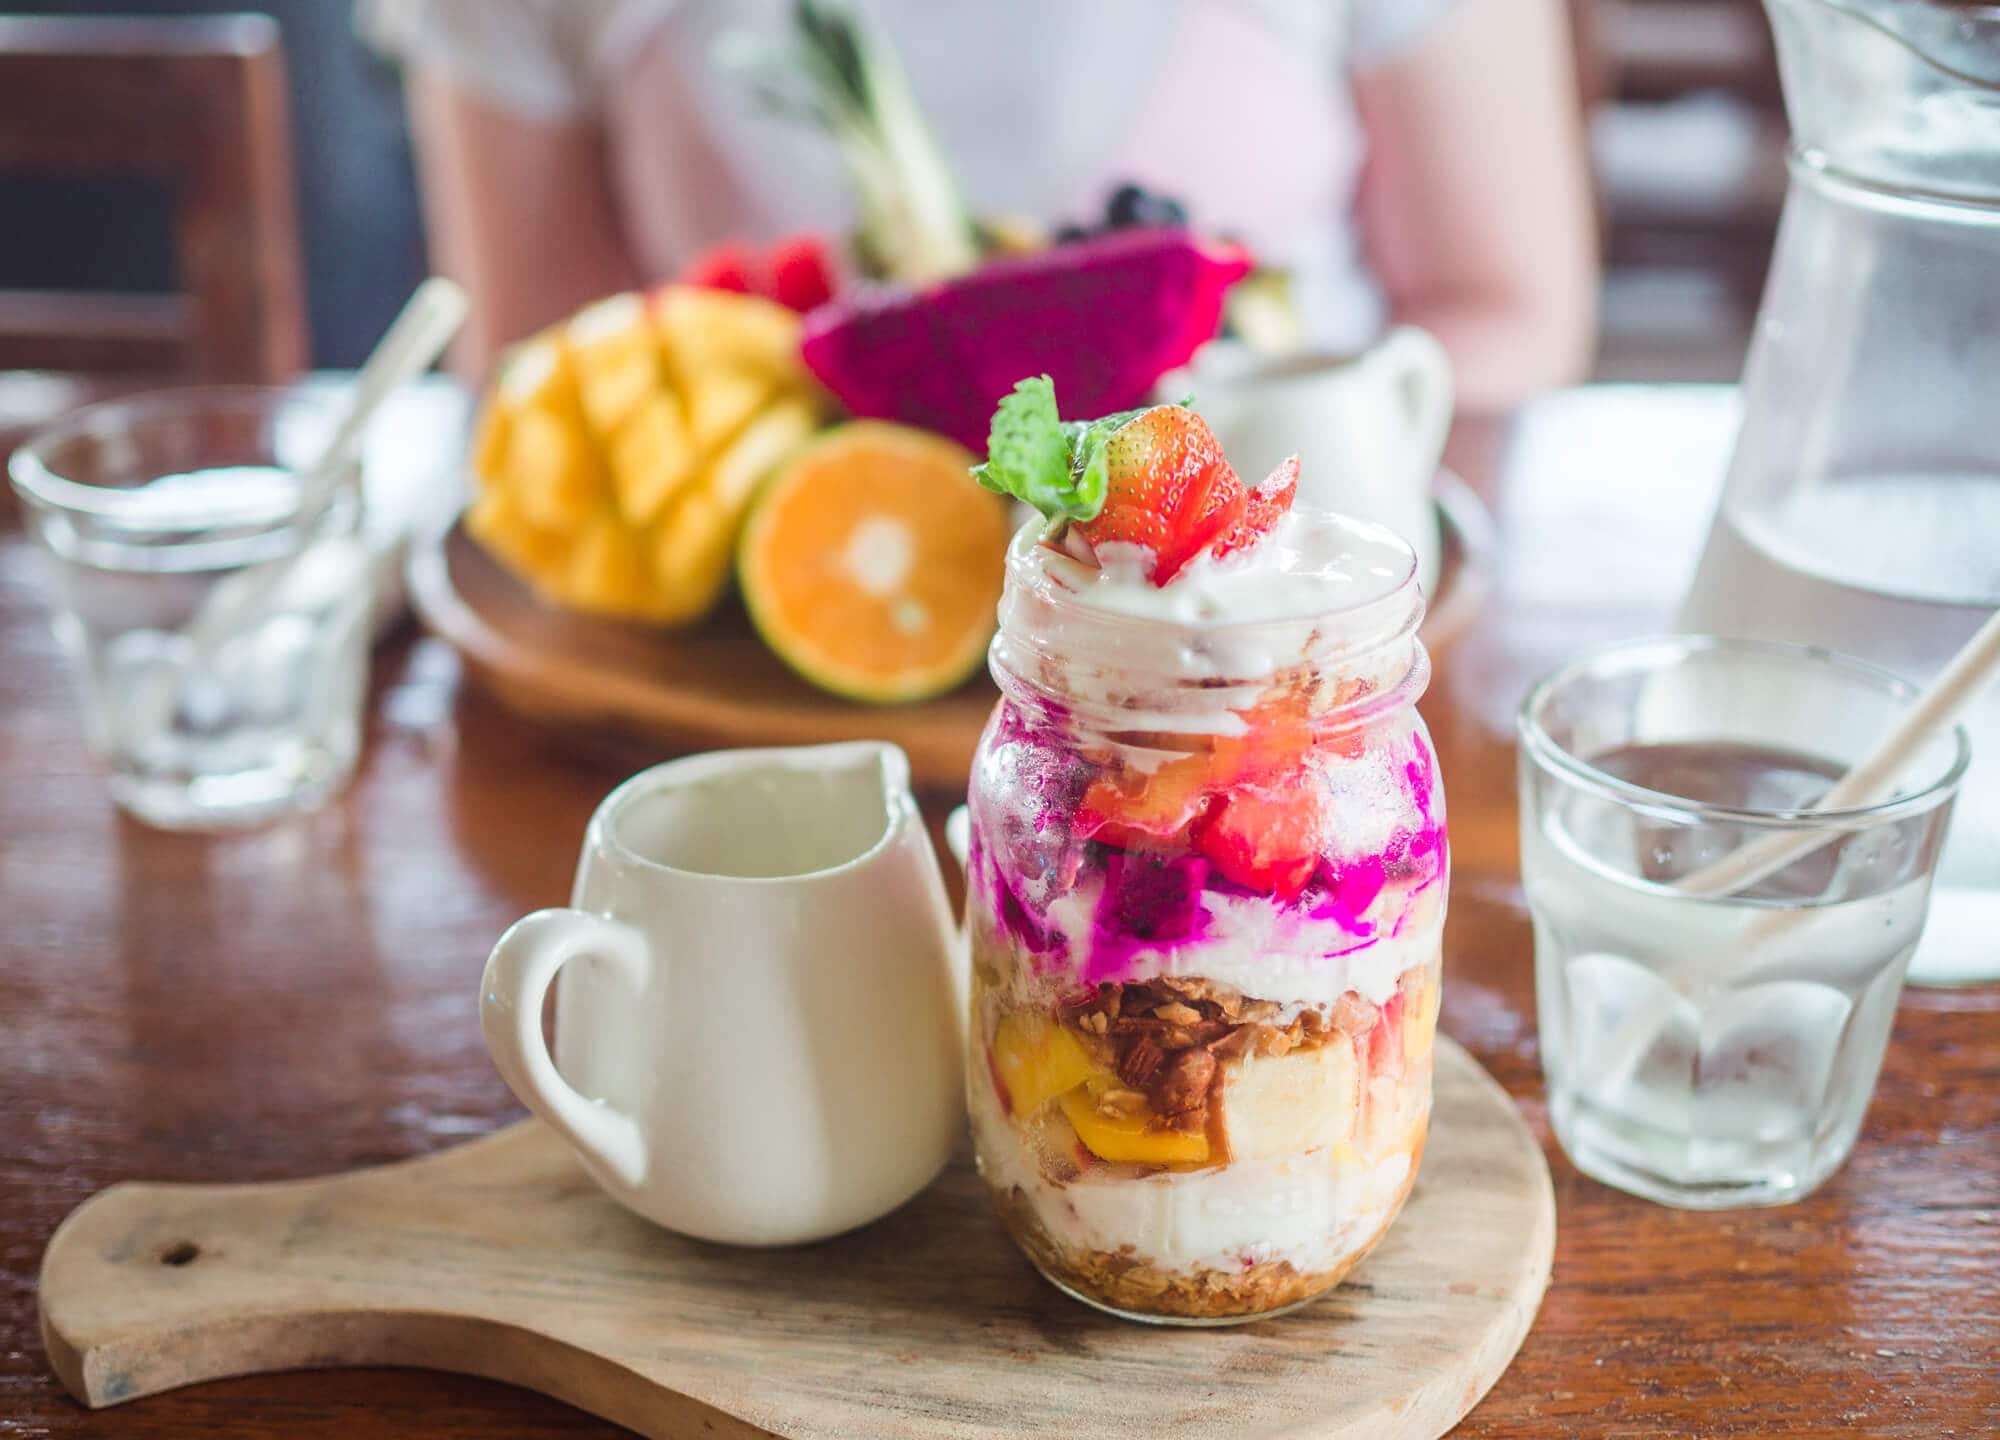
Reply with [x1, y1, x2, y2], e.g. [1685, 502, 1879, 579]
[698, 395, 819, 510]
[1059, 1081, 1210, 1166]
[494, 331, 576, 409]
[991, 1013, 1097, 1117]
[648, 492, 732, 623]
[564, 516, 656, 616]
[607, 392, 695, 526]
[652, 284, 803, 383]
[684, 367, 775, 453]
[568, 293, 665, 431]
[507, 407, 604, 533]
[466, 488, 566, 577]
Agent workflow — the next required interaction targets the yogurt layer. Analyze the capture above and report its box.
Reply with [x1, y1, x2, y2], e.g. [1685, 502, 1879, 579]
[970, 1060, 1422, 1275]
[1038, 877, 1446, 1011]
[1038, 509, 1414, 627]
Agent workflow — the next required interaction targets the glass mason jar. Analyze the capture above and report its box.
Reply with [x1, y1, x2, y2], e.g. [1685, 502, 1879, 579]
[964, 514, 1447, 1324]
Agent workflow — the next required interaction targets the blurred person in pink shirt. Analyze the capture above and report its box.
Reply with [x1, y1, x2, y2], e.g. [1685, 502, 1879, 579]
[365, 0, 1596, 412]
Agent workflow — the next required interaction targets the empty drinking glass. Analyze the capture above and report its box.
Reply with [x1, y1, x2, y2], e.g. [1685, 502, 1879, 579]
[10, 388, 373, 830]
[1518, 636, 1966, 1208]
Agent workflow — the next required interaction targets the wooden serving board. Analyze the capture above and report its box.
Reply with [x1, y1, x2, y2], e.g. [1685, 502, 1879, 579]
[407, 519, 1002, 787]
[40, 1037, 1552, 1439]
[405, 481, 1493, 790]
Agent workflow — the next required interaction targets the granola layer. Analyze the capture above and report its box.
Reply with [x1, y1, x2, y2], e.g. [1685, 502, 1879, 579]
[969, 911, 1438, 1319]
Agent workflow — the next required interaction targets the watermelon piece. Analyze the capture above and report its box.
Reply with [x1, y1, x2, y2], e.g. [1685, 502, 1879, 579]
[800, 229, 1253, 453]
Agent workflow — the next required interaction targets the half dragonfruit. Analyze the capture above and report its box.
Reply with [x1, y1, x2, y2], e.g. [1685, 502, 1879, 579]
[799, 229, 1252, 453]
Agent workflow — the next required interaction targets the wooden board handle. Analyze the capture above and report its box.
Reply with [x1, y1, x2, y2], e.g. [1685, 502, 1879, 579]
[38, 1054, 1554, 1440]
[44, 1171, 310, 1405]
[37, 1128, 765, 1436]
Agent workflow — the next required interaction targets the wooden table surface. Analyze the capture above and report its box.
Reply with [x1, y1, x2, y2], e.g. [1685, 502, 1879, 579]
[3, 385, 1995, 1437]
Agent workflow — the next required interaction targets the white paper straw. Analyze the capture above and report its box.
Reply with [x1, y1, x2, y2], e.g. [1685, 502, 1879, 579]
[122, 278, 467, 745]
[1593, 608, 2000, 1097]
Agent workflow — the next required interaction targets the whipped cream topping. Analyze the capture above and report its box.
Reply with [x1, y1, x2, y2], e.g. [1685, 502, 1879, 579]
[1039, 509, 1416, 627]
[992, 507, 1427, 728]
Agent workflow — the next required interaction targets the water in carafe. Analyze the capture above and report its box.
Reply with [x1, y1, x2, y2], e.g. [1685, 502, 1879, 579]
[1678, 0, 2000, 984]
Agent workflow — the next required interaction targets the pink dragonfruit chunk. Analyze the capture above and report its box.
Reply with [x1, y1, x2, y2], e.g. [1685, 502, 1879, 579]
[799, 228, 1253, 452]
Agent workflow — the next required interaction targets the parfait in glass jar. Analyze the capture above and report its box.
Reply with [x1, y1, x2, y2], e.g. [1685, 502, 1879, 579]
[963, 380, 1447, 1324]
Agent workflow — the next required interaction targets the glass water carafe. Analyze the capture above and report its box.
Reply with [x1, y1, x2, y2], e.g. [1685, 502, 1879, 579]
[1679, 0, 2000, 985]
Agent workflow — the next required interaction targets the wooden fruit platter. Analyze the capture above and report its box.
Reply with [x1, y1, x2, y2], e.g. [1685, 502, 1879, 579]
[42, 1037, 1552, 1439]
[406, 478, 1493, 790]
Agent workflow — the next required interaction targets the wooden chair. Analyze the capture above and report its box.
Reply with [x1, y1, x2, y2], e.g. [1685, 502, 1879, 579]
[0, 14, 308, 382]
[1577, 0, 1787, 247]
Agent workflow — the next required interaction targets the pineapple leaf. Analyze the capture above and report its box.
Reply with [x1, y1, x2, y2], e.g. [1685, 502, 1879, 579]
[717, 1, 977, 283]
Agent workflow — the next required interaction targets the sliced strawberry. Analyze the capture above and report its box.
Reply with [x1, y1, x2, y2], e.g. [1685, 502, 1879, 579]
[1077, 752, 1218, 851]
[1076, 405, 1249, 584]
[1158, 460, 1246, 582]
[767, 233, 837, 312]
[1197, 781, 1324, 900]
[1210, 455, 1298, 562]
[680, 243, 761, 294]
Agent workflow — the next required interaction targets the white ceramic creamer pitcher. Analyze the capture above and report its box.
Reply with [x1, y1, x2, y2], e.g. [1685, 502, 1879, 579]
[1159, 327, 1453, 594]
[481, 742, 964, 1246]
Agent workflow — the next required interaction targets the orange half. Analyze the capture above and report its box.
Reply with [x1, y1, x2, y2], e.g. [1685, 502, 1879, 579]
[738, 421, 1009, 704]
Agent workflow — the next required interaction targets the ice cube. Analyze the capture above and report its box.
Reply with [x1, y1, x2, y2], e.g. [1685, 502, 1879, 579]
[1694, 978, 1852, 1146]
[1565, 950, 1700, 1134]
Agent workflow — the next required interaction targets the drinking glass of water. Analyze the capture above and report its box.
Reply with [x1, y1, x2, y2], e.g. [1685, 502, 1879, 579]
[9, 388, 373, 830]
[1518, 636, 1967, 1209]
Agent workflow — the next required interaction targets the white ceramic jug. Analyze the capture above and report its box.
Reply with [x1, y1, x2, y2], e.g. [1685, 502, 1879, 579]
[481, 742, 964, 1246]
[1160, 327, 1453, 594]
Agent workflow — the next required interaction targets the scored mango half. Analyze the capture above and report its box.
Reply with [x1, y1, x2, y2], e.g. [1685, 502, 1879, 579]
[466, 286, 825, 625]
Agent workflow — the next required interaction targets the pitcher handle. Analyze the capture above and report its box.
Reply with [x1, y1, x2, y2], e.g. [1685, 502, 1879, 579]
[945, 805, 977, 956]
[1370, 325, 1455, 486]
[481, 909, 652, 1188]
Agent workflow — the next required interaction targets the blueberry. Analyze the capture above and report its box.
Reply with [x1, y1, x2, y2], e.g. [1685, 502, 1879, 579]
[1105, 183, 1189, 230]
[1106, 183, 1149, 228]
[1053, 223, 1093, 245]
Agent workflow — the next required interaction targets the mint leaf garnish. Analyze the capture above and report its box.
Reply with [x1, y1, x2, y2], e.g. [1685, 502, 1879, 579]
[970, 377, 1156, 524]
[971, 376, 1095, 519]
